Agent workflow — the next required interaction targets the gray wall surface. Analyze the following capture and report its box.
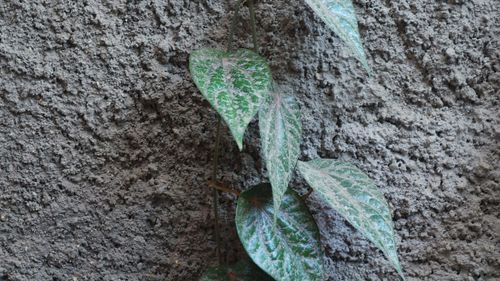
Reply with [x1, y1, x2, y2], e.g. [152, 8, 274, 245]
[1, 0, 499, 280]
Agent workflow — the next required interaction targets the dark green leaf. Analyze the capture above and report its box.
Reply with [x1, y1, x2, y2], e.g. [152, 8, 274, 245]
[236, 183, 325, 281]
[297, 159, 405, 279]
[189, 48, 272, 150]
[259, 85, 302, 220]
[304, 0, 371, 73]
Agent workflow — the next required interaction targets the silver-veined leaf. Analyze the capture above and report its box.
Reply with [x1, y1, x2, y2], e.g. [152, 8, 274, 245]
[259, 85, 302, 221]
[304, 0, 371, 73]
[297, 159, 405, 279]
[236, 183, 325, 281]
[200, 260, 273, 281]
[189, 48, 272, 150]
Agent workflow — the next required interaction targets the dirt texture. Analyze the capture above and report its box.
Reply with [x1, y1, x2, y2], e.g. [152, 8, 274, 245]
[1, 0, 499, 280]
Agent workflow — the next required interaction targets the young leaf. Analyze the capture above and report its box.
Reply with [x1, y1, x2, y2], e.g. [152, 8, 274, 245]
[200, 260, 273, 281]
[259, 86, 302, 221]
[297, 159, 405, 279]
[304, 0, 371, 73]
[189, 48, 272, 150]
[236, 183, 324, 281]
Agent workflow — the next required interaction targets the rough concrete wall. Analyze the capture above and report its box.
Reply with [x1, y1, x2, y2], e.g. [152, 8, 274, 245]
[0, 0, 499, 280]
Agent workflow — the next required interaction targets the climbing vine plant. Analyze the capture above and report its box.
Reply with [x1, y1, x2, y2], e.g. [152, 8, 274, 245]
[189, 0, 405, 280]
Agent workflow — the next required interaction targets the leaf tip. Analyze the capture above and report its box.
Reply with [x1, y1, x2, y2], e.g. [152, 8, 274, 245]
[363, 62, 374, 77]
[394, 261, 406, 281]
[236, 139, 244, 151]
[397, 270, 406, 281]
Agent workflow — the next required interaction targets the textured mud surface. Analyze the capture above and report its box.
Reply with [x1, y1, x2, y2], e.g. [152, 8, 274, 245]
[1, 0, 499, 280]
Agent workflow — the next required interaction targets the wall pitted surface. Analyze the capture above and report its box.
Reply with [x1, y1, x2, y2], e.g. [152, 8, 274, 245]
[0, 0, 499, 280]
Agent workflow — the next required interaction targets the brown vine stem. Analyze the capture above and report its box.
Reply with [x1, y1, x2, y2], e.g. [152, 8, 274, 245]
[210, 118, 222, 265]
[248, 0, 258, 52]
[208, 180, 241, 196]
[210, 0, 246, 266]
[228, 0, 246, 51]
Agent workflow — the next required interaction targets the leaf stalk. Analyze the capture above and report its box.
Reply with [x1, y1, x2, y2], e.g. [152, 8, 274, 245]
[211, 118, 222, 264]
[227, 0, 246, 51]
[248, 0, 259, 52]
[210, 0, 247, 266]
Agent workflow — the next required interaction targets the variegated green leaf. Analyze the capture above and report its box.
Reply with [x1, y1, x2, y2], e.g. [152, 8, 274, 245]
[259, 85, 302, 221]
[304, 0, 371, 73]
[189, 48, 272, 150]
[236, 183, 325, 281]
[200, 260, 273, 281]
[297, 159, 404, 279]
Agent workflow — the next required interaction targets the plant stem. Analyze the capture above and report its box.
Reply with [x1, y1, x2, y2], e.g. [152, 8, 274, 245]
[248, 0, 258, 52]
[227, 0, 246, 51]
[208, 180, 241, 196]
[210, 118, 222, 264]
[210, 0, 249, 266]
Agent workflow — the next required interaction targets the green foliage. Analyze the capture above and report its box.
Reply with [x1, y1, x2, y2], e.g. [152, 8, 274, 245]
[200, 260, 273, 281]
[189, 48, 272, 150]
[304, 0, 371, 73]
[259, 85, 302, 220]
[297, 159, 405, 279]
[235, 184, 325, 281]
[190, 1, 405, 280]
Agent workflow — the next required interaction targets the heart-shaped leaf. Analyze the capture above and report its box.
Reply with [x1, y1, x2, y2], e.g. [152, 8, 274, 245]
[236, 183, 324, 281]
[189, 48, 272, 150]
[259, 85, 302, 221]
[297, 159, 405, 279]
[200, 260, 273, 281]
[304, 0, 371, 73]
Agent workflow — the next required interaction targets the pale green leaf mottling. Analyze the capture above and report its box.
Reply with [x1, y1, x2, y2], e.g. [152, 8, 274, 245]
[305, 0, 371, 73]
[189, 49, 272, 150]
[236, 184, 325, 281]
[298, 159, 405, 280]
[259, 86, 302, 221]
